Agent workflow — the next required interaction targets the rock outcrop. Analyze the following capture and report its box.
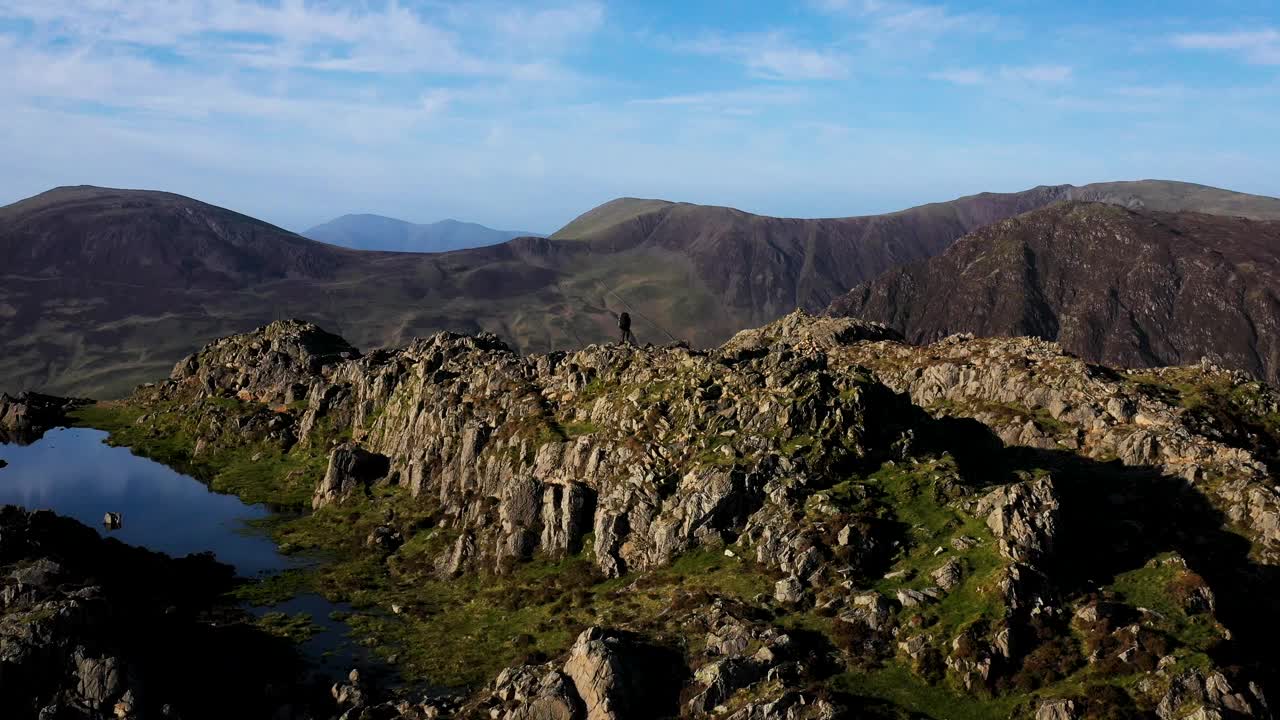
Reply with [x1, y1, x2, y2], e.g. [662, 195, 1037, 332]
[313, 442, 391, 509]
[0, 391, 88, 444]
[98, 309, 1280, 717]
[0, 506, 318, 720]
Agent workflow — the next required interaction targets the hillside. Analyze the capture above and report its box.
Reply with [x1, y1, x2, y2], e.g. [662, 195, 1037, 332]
[4, 180, 1278, 398]
[828, 202, 1280, 382]
[304, 213, 540, 253]
[27, 311, 1279, 718]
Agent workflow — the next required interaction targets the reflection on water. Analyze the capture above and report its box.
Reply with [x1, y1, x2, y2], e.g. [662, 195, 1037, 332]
[0, 427, 380, 676]
[0, 427, 293, 576]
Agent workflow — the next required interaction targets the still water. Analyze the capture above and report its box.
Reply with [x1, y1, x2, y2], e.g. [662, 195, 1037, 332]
[0, 427, 291, 575]
[0, 427, 371, 674]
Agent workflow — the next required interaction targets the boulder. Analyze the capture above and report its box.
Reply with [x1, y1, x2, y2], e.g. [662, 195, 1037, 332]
[313, 442, 391, 509]
[1035, 699, 1078, 720]
[976, 476, 1059, 565]
[930, 558, 963, 591]
[562, 628, 632, 720]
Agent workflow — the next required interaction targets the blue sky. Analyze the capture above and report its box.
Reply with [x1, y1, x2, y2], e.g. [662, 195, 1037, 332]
[0, 0, 1277, 233]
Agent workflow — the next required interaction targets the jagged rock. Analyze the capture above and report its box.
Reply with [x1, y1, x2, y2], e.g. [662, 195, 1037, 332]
[313, 442, 391, 509]
[332, 668, 370, 710]
[1035, 699, 1078, 720]
[0, 392, 88, 444]
[506, 670, 580, 720]
[170, 319, 358, 405]
[774, 577, 805, 605]
[562, 627, 633, 720]
[366, 525, 403, 551]
[724, 691, 842, 720]
[895, 588, 931, 608]
[688, 656, 766, 714]
[0, 506, 300, 719]
[721, 309, 901, 355]
[75, 650, 125, 709]
[976, 476, 1059, 565]
[540, 483, 594, 557]
[1155, 669, 1266, 719]
[930, 558, 963, 591]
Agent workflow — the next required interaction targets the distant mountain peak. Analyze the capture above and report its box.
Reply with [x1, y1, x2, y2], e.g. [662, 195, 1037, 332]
[302, 214, 542, 253]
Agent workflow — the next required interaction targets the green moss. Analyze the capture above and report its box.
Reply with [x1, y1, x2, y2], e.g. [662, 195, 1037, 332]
[321, 542, 772, 689]
[255, 612, 321, 643]
[562, 420, 601, 437]
[231, 569, 314, 606]
[832, 664, 1021, 720]
[927, 398, 1073, 439]
[1106, 555, 1225, 653]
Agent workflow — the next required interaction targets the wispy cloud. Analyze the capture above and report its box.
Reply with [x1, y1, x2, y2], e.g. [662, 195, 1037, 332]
[931, 64, 1073, 86]
[815, 0, 1001, 52]
[628, 88, 808, 107]
[1171, 29, 1280, 65]
[681, 32, 850, 80]
[0, 0, 602, 134]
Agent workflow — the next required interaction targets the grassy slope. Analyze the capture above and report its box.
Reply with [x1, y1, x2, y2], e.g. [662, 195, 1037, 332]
[549, 198, 674, 240]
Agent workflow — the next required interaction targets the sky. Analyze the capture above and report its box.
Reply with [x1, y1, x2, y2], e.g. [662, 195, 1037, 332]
[1, 1, 1278, 234]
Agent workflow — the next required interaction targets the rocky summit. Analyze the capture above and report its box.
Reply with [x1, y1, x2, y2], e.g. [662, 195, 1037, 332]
[15, 310, 1280, 719]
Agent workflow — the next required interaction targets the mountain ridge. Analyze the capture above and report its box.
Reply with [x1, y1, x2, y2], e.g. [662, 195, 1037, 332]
[5, 180, 1280, 398]
[304, 212, 542, 253]
[828, 201, 1280, 381]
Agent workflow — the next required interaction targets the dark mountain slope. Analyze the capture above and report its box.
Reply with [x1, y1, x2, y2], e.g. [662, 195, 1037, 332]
[303, 213, 540, 253]
[0, 186, 352, 287]
[4, 181, 1278, 398]
[829, 202, 1280, 381]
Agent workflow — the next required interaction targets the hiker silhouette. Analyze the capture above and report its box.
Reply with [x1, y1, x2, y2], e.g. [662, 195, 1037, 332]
[618, 312, 635, 345]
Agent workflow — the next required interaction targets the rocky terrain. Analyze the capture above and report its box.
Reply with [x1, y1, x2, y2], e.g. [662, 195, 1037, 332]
[829, 202, 1280, 383]
[42, 309, 1280, 719]
[6, 180, 1278, 399]
[0, 505, 334, 720]
[0, 391, 88, 444]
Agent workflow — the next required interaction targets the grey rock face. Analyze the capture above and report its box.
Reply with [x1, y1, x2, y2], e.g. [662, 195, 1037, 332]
[0, 392, 88, 445]
[562, 627, 633, 720]
[313, 442, 391, 509]
[1035, 698, 1078, 720]
[976, 476, 1060, 565]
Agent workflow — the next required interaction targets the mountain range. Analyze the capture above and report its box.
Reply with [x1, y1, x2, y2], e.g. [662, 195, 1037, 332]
[828, 202, 1280, 382]
[2, 180, 1279, 397]
[303, 213, 542, 253]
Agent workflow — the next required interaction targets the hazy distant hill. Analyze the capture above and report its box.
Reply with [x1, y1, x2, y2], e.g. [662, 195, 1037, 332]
[4, 180, 1279, 398]
[829, 201, 1280, 381]
[304, 214, 541, 253]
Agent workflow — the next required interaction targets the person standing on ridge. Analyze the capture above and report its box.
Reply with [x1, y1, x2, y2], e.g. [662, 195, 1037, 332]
[618, 311, 635, 346]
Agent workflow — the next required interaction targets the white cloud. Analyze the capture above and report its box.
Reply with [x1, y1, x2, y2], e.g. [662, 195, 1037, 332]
[930, 68, 986, 85]
[0, 0, 603, 141]
[682, 33, 850, 80]
[931, 64, 1072, 86]
[1001, 65, 1073, 84]
[628, 88, 808, 106]
[493, 2, 605, 51]
[813, 0, 1001, 52]
[1171, 29, 1280, 65]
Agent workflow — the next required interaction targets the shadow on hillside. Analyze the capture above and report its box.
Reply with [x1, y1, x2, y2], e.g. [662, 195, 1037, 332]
[889, 398, 1280, 696]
